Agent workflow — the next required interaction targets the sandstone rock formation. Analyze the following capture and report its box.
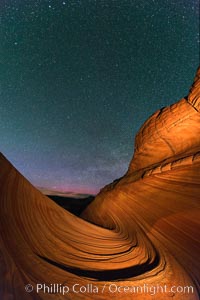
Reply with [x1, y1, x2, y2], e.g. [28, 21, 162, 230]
[0, 67, 200, 300]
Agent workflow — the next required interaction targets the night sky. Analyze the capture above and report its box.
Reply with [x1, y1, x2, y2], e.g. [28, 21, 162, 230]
[1, 0, 199, 195]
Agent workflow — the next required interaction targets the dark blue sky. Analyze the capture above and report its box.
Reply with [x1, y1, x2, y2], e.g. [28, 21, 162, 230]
[1, 0, 199, 194]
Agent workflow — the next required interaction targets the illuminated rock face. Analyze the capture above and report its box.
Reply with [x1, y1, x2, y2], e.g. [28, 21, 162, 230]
[0, 67, 200, 300]
[127, 67, 200, 174]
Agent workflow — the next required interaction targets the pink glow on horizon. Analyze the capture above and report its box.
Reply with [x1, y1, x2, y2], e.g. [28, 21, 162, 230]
[37, 184, 98, 196]
[56, 186, 98, 195]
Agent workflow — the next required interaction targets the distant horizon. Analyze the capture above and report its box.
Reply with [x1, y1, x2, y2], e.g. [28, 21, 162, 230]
[0, 151, 98, 196]
[37, 186, 96, 198]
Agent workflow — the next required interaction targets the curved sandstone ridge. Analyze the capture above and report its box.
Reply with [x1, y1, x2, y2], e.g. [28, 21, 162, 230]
[0, 67, 200, 300]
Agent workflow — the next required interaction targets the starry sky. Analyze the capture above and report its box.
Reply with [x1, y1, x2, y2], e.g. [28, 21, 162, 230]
[0, 0, 199, 195]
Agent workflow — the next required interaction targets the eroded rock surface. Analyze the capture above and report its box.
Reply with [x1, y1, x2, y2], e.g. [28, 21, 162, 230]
[1, 67, 200, 299]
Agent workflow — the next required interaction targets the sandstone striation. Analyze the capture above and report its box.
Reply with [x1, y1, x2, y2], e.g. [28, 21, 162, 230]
[0, 67, 200, 300]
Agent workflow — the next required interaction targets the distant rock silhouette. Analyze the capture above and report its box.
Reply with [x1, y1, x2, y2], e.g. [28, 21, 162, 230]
[48, 195, 94, 216]
[0, 67, 200, 299]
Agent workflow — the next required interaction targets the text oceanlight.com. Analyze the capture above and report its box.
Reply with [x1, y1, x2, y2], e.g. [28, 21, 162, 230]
[25, 283, 194, 296]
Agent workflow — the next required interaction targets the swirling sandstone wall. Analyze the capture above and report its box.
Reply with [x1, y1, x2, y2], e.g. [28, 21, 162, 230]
[0, 67, 200, 300]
